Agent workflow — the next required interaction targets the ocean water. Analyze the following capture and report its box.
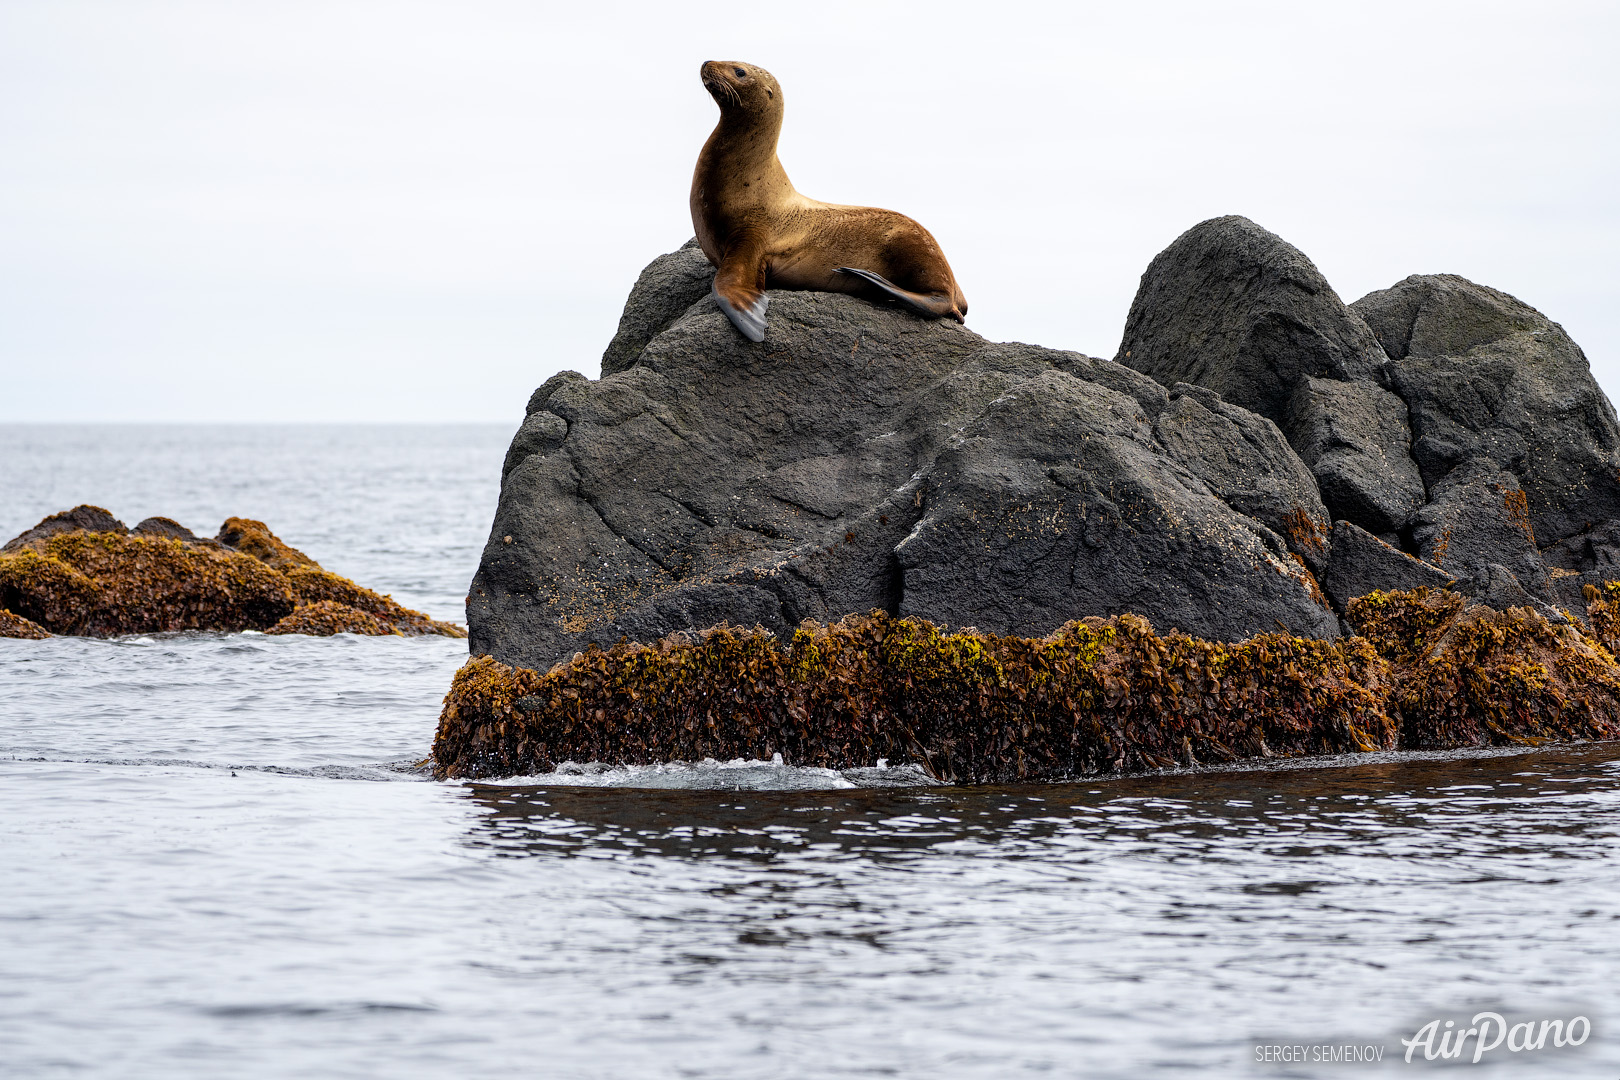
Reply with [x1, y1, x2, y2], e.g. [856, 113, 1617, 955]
[3, 424, 1619, 1079]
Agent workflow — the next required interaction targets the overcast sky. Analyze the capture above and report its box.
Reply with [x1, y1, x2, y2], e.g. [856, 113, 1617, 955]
[2, 0, 1616, 423]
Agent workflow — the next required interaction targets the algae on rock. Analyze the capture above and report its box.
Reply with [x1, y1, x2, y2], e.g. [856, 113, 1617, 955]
[0, 506, 464, 639]
[434, 588, 1620, 781]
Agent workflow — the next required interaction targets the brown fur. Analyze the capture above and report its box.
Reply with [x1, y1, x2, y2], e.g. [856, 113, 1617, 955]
[691, 60, 967, 338]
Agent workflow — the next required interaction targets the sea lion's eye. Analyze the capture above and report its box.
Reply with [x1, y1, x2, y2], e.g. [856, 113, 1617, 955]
[733, 67, 747, 78]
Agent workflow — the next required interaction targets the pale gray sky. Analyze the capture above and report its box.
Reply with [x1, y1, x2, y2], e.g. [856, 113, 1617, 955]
[2, 0, 1616, 422]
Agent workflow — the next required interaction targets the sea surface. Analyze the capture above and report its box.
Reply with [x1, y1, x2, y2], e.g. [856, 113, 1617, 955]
[2, 424, 1619, 1078]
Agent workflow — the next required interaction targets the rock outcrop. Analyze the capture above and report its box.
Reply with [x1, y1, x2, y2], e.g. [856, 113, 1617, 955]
[1354, 273, 1620, 553]
[0, 507, 464, 639]
[474, 271, 1342, 673]
[1320, 520, 1452, 615]
[1114, 215, 1425, 539]
[444, 220, 1620, 780]
[1117, 216, 1620, 605]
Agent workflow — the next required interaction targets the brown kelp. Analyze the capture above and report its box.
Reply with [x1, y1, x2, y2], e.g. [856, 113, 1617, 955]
[1347, 587, 1620, 748]
[435, 585, 1620, 782]
[0, 507, 464, 639]
[0, 608, 50, 639]
[433, 611, 1396, 781]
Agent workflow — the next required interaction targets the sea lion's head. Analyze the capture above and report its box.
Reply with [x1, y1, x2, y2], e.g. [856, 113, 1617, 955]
[700, 61, 782, 120]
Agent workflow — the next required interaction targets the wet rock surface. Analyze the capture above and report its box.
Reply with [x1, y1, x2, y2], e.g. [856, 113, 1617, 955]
[0, 506, 464, 639]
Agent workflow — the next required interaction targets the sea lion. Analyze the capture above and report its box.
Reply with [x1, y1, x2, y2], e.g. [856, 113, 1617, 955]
[691, 60, 968, 342]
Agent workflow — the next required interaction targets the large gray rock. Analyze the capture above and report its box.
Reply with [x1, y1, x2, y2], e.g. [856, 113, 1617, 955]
[1354, 273, 1620, 549]
[1154, 382, 1331, 574]
[1542, 520, 1620, 573]
[1284, 377, 1424, 537]
[472, 235, 1620, 671]
[891, 371, 1338, 642]
[472, 247, 1340, 671]
[1115, 216, 1386, 416]
[1410, 464, 1540, 580]
[1114, 216, 1421, 539]
[599, 239, 714, 377]
[1320, 520, 1451, 614]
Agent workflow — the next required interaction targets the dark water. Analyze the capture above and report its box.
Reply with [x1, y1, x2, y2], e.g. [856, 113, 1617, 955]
[3, 426, 1618, 1078]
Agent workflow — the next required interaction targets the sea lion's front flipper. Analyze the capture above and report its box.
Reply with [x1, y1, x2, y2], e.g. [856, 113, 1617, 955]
[711, 282, 769, 342]
[835, 267, 964, 323]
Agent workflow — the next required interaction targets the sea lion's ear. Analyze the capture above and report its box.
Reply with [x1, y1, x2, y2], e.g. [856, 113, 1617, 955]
[711, 283, 769, 342]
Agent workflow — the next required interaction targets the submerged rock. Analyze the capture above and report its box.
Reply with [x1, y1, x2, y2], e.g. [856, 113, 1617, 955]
[0, 506, 463, 639]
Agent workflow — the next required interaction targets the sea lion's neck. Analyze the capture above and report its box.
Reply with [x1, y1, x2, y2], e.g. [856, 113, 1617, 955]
[704, 111, 792, 194]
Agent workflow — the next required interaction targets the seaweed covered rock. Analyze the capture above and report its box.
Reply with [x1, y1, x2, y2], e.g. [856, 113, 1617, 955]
[2, 505, 128, 552]
[0, 508, 463, 638]
[132, 516, 198, 541]
[1348, 587, 1620, 748]
[216, 517, 319, 571]
[436, 589, 1620, 780]
[0, 608, 50, 639]
[266, 600, 398, 637]
[434, 611, 1393, 781]
[477, 251, 1340, 672]
[470, 226, 1620, 757]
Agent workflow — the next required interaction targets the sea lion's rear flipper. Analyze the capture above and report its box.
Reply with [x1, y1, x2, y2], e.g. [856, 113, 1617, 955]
[711, 281, 769, 342]
[835, 267, 964, 323]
